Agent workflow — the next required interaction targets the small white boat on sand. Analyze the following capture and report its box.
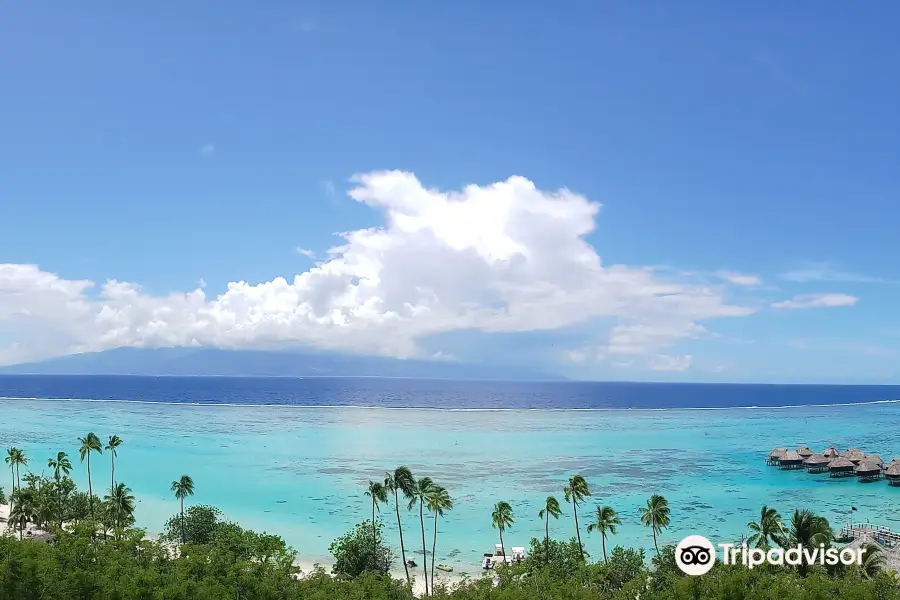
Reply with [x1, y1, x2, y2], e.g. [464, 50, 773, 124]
[482, 545, 526, 569]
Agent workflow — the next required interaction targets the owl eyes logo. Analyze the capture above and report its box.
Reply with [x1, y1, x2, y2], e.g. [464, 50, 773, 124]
[679, 545, 712, 565]
[675, 535, 716, 575]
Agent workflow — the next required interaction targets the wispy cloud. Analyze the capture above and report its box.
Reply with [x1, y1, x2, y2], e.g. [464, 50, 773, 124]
[295, 247, 316, 260]
[320, 179, 336, 196]
[780, 262, 886, 284]
[716, 271, 761, 286]
[565, 349, 587, 364]
[784, 339, 899, 358]
[771, 293, 858, 310]
[649, 354, 693, 372]
[199, 144, 216, 158]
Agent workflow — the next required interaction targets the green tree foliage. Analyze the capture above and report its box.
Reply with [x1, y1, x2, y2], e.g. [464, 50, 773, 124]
[520, 536, 585, 581]
[162, 504, 224, 545]
[0, 510, 898, 600]
[329, 520, 395, 580]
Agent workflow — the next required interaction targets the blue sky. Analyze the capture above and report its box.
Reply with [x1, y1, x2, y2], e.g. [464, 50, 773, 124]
[1, 2, 899, 382]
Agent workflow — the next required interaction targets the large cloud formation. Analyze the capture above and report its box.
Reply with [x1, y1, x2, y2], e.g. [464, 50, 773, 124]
[0, 171, 757, 368]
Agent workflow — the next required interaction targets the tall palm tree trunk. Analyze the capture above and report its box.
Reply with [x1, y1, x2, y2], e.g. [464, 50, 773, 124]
[572, 501, 584, 559]
[16, 465, 20, 491]
[371, 496, 378, 564]
[602, 534, 608, 563]
[394, 490, 411, 586]
[87, 455, 93, 514]
[111, 454, 115, 492]
[180, 497, 186, 543]
[499, 529, 506, 559]
[431, 511, 439, 594]
[544, 513, 550, 551]
[419, 500, 428, 597]
[652, 527, 659, 555]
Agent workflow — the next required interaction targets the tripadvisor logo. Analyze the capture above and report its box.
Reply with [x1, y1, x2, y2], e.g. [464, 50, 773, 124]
[675, 535, 865, 576]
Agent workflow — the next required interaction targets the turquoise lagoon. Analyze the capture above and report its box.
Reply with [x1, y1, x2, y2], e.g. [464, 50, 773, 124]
[3, 398, 900, 572]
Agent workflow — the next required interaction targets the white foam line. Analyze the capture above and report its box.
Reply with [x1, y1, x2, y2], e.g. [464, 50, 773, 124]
[0, 396, 899, 412]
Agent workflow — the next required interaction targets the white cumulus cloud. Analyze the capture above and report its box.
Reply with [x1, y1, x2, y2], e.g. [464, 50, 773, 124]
[0, 171, 758, 366]
[771, 293, 859, 310]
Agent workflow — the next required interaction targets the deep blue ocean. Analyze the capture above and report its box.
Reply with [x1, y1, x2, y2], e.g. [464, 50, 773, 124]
[1, 374, 899, 408]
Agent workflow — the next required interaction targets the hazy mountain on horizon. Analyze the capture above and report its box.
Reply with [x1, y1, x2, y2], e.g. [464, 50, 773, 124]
[0, 347, 565, 381]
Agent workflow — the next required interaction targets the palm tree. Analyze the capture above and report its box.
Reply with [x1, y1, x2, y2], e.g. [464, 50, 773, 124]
[78, 432, 103, 514]
[385, 466, 416, 587]
[365, 480, 388, 559]
[5, 447, 27, 492]
[105, 435, 123, 491]
[426, 484, 453, 593]
[747, 504, 785, 550]
[786, 509, 832, 577]
[639, 494, 670, 555]
[8, 496, 31, 540]
[47, 451, 72, 485]
[563, 474, 591, 559]
[491, 501, 515, 561]
[4, 448, 14, 505]
[104, 482, 135, 538]
[859, 541, 885, 579]
[407, 476, 435, 596]
[587, 505, 620, 563]
[171, 475, 195, 544]
[538, 496, 561, 551]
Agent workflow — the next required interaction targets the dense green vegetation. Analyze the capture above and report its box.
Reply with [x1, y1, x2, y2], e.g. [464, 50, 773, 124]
[3, 439, 899, 599]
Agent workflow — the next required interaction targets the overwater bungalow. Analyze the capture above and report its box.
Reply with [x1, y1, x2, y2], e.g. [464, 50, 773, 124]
[866, 454, 884, 467]
[803, 454, 830, 474]
[842, 449, 867, 464]
[767, 448, 788, 466]
[856, 461, 883, 483]
[823, 446, 839, 458]
[779, 450, 804, 470]
[796, 446, 814, 459]
[828, 457, 856, 478]
[885, 463, 900, 486]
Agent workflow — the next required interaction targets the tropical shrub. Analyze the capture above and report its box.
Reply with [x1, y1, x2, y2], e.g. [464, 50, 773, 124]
[329, 520, 395, 579]
[162, 503, 223, 544]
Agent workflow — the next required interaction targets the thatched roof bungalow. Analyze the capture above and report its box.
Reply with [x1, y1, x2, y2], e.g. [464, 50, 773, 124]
[885, 463, 900, 486]
[855, 461, 883, 483]
[866, 454, 884, 467]
[842, 449, 867, 464]
[796, 446, 814, 458]
[767, 448, 788, 466]
[780, 450, 804, 470]
[823, 446, 839, 458]
[828, 457, 856, 477]
[803, 453, 831, 474]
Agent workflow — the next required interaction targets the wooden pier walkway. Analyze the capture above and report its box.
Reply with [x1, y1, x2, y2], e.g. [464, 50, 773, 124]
[839, 524, 900, 545]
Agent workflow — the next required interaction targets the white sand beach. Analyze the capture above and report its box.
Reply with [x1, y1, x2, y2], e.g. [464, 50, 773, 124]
[291, 558, 468, 597]
[0, 502, 53, 539]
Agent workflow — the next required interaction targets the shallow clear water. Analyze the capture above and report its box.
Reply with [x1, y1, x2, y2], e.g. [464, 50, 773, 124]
[3, 395, 900, 573]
